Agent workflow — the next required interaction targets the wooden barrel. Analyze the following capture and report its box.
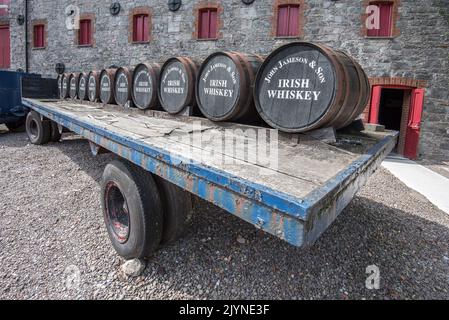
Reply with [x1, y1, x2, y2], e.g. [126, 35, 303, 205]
[114, 67, 133, 107]
[196, 52, 263, 122]
[131, 63, 160, 110]
[77, 72, 89, 101]
[158, 57, 200, 115]
[60, 73, 70, 99]
[87, 71, 100, 102]
[69, 73, 79, 99]
[99, 69, 117, 104]
[336, 51, 371, 128]
[254, 42, 370, 133]
[57, 75, 63, 99]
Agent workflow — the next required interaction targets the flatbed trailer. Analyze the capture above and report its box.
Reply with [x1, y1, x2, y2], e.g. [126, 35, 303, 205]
[22, 98, 397, 257]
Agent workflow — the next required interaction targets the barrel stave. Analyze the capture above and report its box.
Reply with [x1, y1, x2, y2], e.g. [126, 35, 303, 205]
[132, 63, 160, 110]
[100, 69, 117, 105]
[77, 72, 89, 101]
[69, 73, 80, 100]
[114, 67, 133, 107]
[254, 42, 370, 133]
[196, 51, 262, 122]
[87, 71, 101, 102]
[159, 57, 201, 115]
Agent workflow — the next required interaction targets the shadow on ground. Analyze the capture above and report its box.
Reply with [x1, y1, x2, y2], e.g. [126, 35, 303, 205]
[143, 194, 449, 299]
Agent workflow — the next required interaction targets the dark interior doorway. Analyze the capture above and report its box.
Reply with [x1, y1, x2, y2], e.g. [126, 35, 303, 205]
[378, 89, 404, 131]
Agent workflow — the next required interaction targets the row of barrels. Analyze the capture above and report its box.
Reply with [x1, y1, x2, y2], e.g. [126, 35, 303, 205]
[58, 42, 370, 133]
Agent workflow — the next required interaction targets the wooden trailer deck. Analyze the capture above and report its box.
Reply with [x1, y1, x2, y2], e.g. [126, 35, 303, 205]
[22, 98, 398, 247]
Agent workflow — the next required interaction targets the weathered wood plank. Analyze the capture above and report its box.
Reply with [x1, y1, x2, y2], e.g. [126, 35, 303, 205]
[32, 100, 364, 199]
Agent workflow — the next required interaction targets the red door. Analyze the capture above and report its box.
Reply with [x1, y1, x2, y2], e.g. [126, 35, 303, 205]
[404, 89, 425, 159]
[368, 86, 382, 124]
[0, 25, 11, 69]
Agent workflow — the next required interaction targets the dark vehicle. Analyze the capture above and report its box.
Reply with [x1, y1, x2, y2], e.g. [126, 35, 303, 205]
[0, 70, 57, 131]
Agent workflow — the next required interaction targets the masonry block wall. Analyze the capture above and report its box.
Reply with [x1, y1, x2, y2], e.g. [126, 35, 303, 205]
[5, 0, 449, 159]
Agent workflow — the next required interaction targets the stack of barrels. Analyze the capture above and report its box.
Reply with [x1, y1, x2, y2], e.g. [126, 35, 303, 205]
[58, 41, 370, 133]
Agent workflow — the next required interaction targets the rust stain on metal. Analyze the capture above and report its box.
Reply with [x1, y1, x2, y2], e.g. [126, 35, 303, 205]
[234, 198, 245, 216]
[207, 183, 216, 202]
[185, 174, 194, 193]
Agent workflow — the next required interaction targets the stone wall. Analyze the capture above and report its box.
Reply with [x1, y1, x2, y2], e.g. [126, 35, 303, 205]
[6, 0, 449, 159]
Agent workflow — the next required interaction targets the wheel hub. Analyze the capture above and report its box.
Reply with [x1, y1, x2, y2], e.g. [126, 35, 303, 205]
[29, 119, 39, 139]
[104, 182, 130, 243]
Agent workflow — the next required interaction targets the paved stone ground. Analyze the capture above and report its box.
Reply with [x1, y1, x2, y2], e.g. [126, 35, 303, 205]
[417, 159, 449, 180]
[1, 129, 449, 300]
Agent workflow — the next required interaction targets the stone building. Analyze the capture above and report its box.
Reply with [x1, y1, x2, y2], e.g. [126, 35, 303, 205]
[0, 0, 448, 160]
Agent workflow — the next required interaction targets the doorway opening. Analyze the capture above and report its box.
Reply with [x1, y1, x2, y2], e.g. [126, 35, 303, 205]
[378, 89, 405, 131]
[369, 84, 425, 159]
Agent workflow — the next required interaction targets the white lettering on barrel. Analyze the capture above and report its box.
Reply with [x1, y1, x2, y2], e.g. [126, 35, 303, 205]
[162, 65, 186, 95]
[163, 78, 184, 94]
[117, 73, 128, 93]
[89, 78, 95, 90]
[70, 79, 76, 90]
[210, 80, 228, 87]
[316, 67, 325, 84]
[134, 70, 152, 94]
[201, 58, 238, 99]
[278, 79, 310, 89]
[204, 88, 234, 97]
[202, 63, 237, 85]
[267, 90, 321, 101]
[264, 56, 327, 84]
[267, 77, 321, 101]
[102, 76, 110, 92]
[168, 80, 180, 86]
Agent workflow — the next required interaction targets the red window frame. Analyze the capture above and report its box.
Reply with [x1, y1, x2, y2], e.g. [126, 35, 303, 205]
[33, 24, 45, 48]
[367, 2, 393, 37]
[133, 14, 149, 43]
[78, 19, 92, 46]
[198, 8, 218, 40]
[276, 4, 300, 37]
[0, 0, 9, 16]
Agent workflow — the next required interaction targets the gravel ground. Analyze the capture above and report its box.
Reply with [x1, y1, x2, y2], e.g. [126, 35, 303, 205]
[1, 128, 449, 300]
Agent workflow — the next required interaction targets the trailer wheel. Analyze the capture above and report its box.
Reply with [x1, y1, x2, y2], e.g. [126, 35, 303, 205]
[50, 121, 62, 142]
[101, 160, 163, 259]
[155, 177, 193, 245]
[25, 111, 51, 145]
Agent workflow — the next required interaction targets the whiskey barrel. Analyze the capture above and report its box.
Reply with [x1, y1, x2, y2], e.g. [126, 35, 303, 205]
[77, 72, 88, 101]
[196, 52, 263, 122]
[114, 67, 133, 107]
[131, 63, 160, 110]
[99, 69, 117, 104]
[254, 42, 370, 133]
[336, 51, 371, 128]
[57, 75, 62, 99]
[158, 57, 201, 115]
[60, 73, 70, 99]
[87, 71, 100, 102]
[69, 73, 79, 99]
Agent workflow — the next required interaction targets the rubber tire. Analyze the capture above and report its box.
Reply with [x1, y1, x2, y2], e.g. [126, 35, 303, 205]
[101, 160, 164, 259]
[5, 119, 25, 132]
[154, 176, 193, 245]
[50, 121, 62, 142]
[25, 111, 51, 145]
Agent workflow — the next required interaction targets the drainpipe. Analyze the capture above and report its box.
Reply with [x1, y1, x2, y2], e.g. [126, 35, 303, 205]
[25, 0, 29, 73]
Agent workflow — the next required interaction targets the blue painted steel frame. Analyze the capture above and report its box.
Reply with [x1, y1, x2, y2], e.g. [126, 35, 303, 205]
[22, 99, 398, 247]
